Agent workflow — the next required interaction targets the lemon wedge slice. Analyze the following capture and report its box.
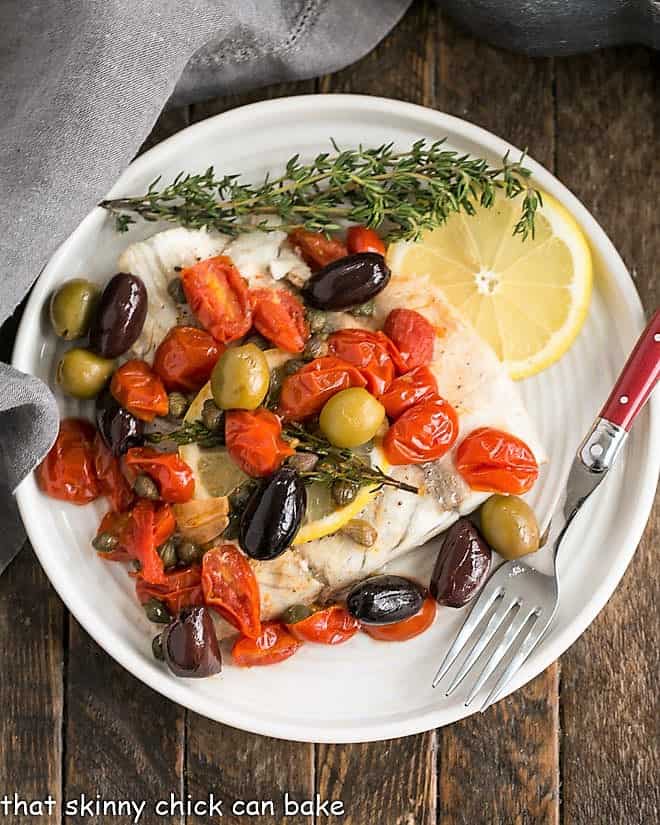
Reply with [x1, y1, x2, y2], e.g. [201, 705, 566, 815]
[387, 192, 592, 379]
[180, 361, 385, 541]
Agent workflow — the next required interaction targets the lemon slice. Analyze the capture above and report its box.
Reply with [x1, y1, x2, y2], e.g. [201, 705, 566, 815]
[180, 363, 385, 541]
[387, 192, 592, 379]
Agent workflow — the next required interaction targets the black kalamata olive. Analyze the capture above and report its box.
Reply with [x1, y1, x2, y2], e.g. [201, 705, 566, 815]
[347, 575, 425, 625]
[95, 388, 144, 456]
[302, 253, 390, 310]
[430, 518, 491, 608]
[239, 467, 306, 560]
[161, 606, 222, 678]
[90, 272, 148, 358]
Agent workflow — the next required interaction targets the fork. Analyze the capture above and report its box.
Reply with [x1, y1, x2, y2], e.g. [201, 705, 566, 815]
[432, 308, 660, 711]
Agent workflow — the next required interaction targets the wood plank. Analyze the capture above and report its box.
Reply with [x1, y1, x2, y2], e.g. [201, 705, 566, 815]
[315, 5, 440, 823]
[186, 720, 314, 824]
[64, 619, 184, 825]
[434, 14, 560, 825]
[190, 80, 316, 123]
[556, 46, 660, 825]
[0, 544, 63, 824]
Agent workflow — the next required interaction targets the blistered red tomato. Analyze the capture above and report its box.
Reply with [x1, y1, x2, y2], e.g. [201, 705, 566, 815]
[346, 225, 386, 256]
[202, 544, 261, 639]
[232, 622, 302, 667]
[277, 356, 367, 420]
[181, 255, 252, 344]
[287, 606, 360, 645]
[92, 432, 134, 512]
[153, 326, 220, 393]
[383, 308, 436, 370]
[383, 396, 459, 465]
[455, 427, 539, 494]
[378, 365, 438, 420]
[36, 418, 100, 504]
[251, 288, 309, 353]
[225, 408, 294, 477]
[288, 229, 348, 270]
[110, 359, 168, 422]
[327, 329, 401, 395]
[136, 566, 204, 615]
[124, 447, 195, 503]
[363, 597, 437, 642]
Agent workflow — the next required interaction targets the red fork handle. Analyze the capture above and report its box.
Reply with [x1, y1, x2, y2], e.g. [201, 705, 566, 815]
[600, 309, 660, 430]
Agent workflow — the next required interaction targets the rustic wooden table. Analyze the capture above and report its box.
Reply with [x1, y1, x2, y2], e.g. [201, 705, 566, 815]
[1, 3, 658, 823]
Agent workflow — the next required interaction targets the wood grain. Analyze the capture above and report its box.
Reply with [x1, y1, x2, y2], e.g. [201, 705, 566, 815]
[64, 619, 184, 824]
[0, 545, 63, 824]
[434, 14, 560, 825]
[556, 46, 660, 825]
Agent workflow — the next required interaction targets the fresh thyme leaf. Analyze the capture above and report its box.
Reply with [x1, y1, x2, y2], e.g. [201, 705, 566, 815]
[146, 420, 225, 449]
[100, 140, 540, 242]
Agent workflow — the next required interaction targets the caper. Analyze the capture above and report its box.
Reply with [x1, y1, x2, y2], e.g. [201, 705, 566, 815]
[222, 512, 241, 540]
[210, 344, 270, 410]
[349, 300, 375, 317]
[49, 279, 100, 340]
[332, 479, 359, 507]
[228, 481, 257, 512]
[158, 538, 178, 569]
[167, 277, 187, 304]
[480, 495, 540, 560]
[306, 308, 328, 334]
[242, 332, 271, 350]
[152, 633, 165, 661]
[177, 539, 205, 565]
[283, 358, 306, 376]
[201, 399, 226, 436]
[143, 598, 171, 624]
[287, 452, 319, 473]
[281, 604, 315, 624]
[168, 391, 189, 419]
[319, 388, 385, 448]
[92, 531, 119, 553]
[303, 334, 329, 360]
[133, 473, 160, 500]
[56, 348, 115, 399]
[340, 519, 378, 547]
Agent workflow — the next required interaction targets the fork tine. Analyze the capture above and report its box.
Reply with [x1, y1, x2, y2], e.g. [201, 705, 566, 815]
[479, 613, 548, 711]
[464, 608, 539, 707]
[444, 598, 518, 696]
[431, 587, 504, 688]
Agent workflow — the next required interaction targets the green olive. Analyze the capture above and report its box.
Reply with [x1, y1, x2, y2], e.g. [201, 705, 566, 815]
[319, 388, 385, 448]
[56, 347, 115, 399]
[480, 495, 540, 560]
[49, 279, 100, 340]
[210, 344, 270, 410]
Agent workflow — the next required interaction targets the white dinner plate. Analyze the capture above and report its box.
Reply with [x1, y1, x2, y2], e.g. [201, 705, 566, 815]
[12, 95, 659, 743]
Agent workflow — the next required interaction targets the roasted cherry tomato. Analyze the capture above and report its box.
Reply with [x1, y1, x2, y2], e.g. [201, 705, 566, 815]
[286, 605, 360, 645]
[346, 225, 386, 256]
[94, 510, 133, 562]
[288, 229, 348, 270]
[110, 359, 169, 422]
[225, 408, 294, 477]
[181, 256, 252, 344]
[201, 544, 261, 639]
[363, 596, 436, 642]
[153, 326, 220, 393]
[455, 427, 539, 494]
[136, 566, 204, 615]
[278, 356, 368, 420]
[383, 396, 459, 465]
[327, 329, 403, 394]
[250, 288, 309, 353]
[379, 365, 438, 420]
[124, 447, 195, 503]
[92, 432, 134, 512]
[383, 308, 436, 370]
[232, 622, 302, 667]
[36, 418, 100, 504]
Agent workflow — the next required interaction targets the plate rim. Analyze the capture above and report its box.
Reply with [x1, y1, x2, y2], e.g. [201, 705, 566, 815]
[12, 93, 660, 743]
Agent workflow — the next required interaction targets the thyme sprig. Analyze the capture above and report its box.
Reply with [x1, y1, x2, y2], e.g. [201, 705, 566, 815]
[146, 420, 418, 495]
[101, 139, 541, 242]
